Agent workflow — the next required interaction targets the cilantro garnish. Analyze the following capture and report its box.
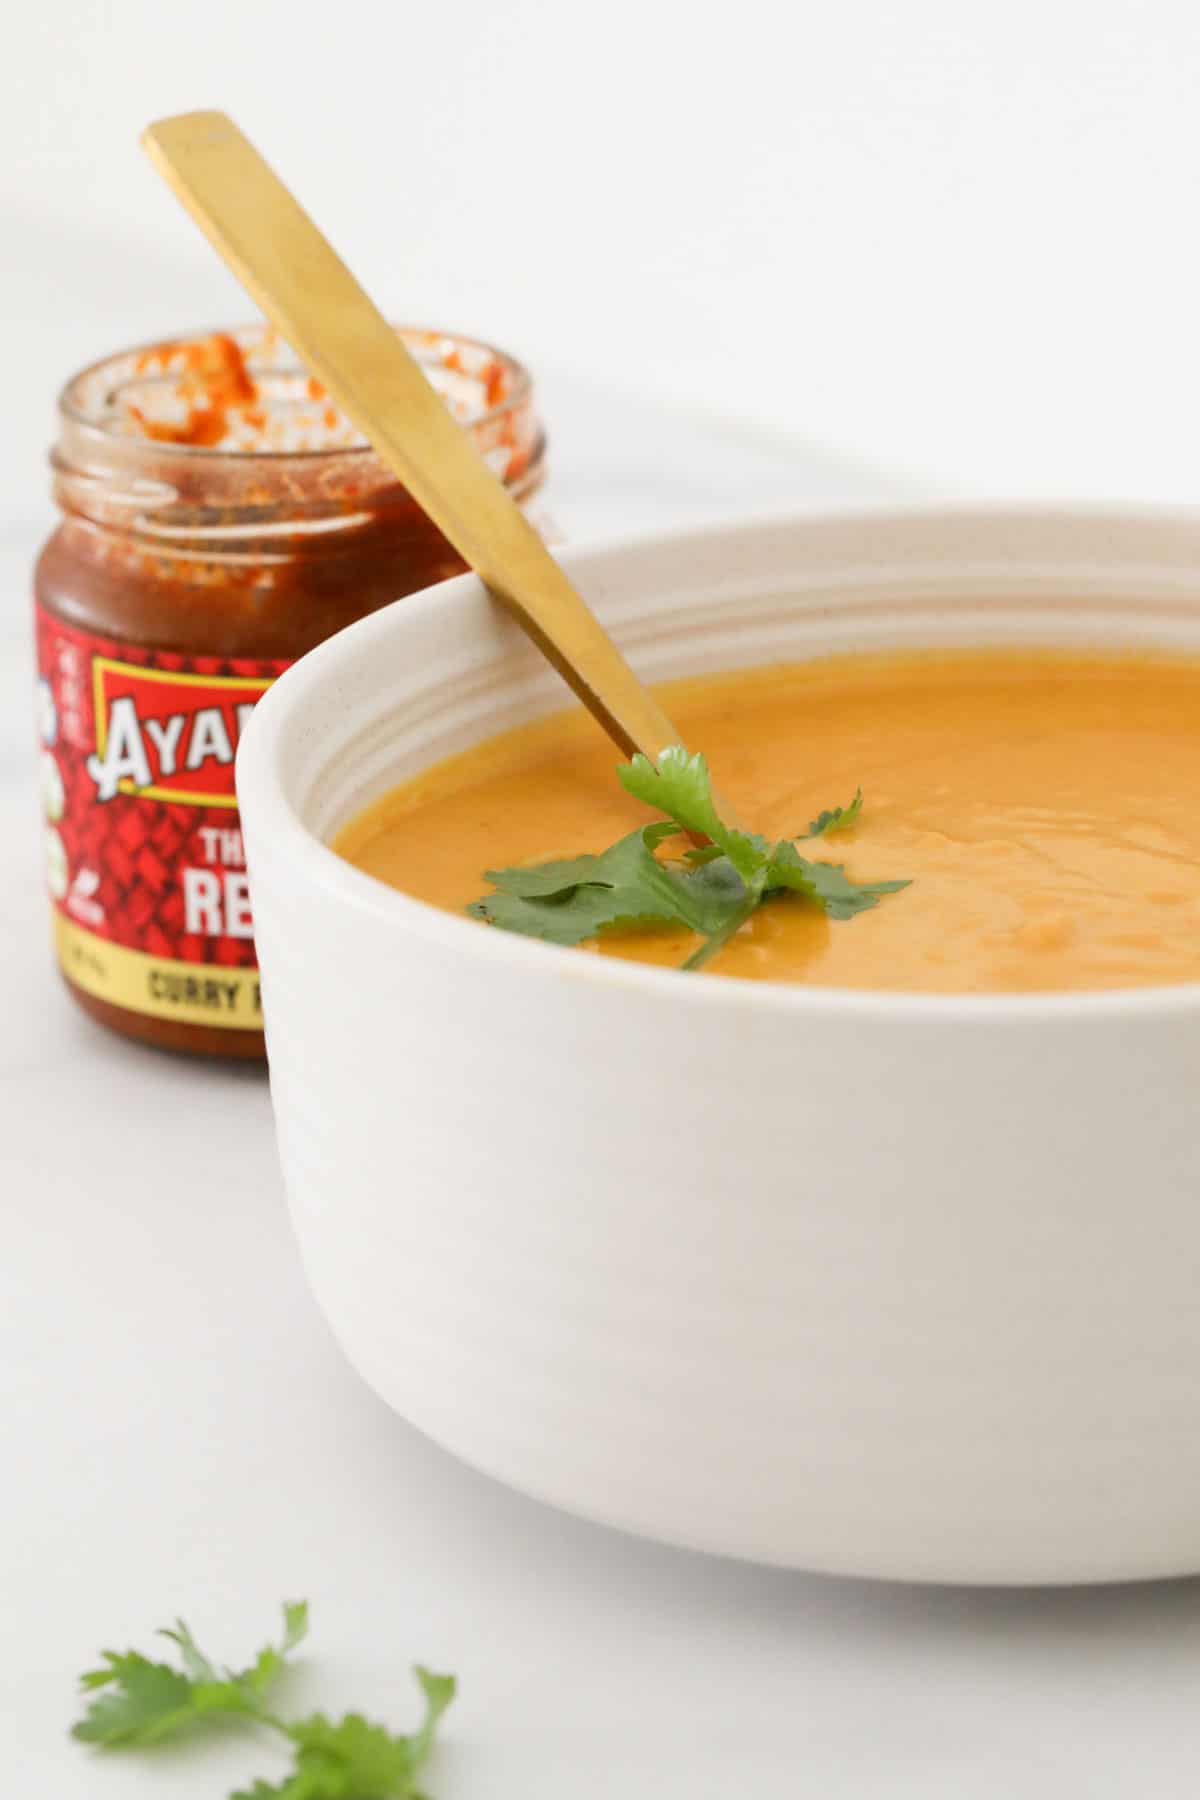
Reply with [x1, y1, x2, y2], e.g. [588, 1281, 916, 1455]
[468, 747, 909, 972]
[805, 787, 863, 838]
[73, 1602, 454, 1800]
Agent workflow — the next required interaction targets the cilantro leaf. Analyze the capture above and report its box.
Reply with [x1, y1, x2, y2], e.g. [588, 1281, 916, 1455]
[468, 885, 668, 946]
[73, 1602, 306, 1748]
[468, 746, 910, 973]
[159, 1619, 218, 1683]
[409, 1667, 457, 1769]
[284, 1711, 418, 1796]
[231, 1670, 457, 1800]
[281, 1602, 311, 1656]
[71, 1653, 260, 1745]
[765, 841, 910, 918]
[72, 1652, 203, 1745]
[75, 1605, 453, 1800]
[805, 789, 863, 837]
[617, 747, 769, 879]
[480, 822, 678, 899]
[469, 824, 746, 945]
[235, 1600, 311, 1697]
[680, 890, 760, 972]
[680, 853, 750, 912]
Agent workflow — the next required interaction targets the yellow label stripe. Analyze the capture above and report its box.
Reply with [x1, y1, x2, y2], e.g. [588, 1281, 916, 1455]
[54, 914, 262, 1029]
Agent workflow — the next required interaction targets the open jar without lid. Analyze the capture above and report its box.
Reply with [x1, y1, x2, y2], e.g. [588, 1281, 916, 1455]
[34, 323, 546, 1061]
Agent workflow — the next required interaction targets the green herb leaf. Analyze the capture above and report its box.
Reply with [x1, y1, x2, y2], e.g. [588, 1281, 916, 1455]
[235, 1600, 310, 1697]
[409, 1668, 457, 1769]
[479, 821, 678, 899]
[73, 1602, 306, 1748]
[72, 1652, 205, 1746]
[469, 823, 745, 945]
[805, 788, 863, 837]
[282, 1711, 419, 1796]
[617, 746, 769, 879]
[766, 841, 910, 919]
[680, 892, 760, 972]
[159, 1618, 218, 1684]
[680, 853, 750, 911]
[281, 1602, 311, 1656]
[469, 746, 909, 972]
[74, 1604, 453, 1800]
[241, 1670, 456, 1800]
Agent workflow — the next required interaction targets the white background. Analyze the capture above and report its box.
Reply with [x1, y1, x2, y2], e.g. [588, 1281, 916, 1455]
[8, 0, 1200, 517]
[8, 4, 1200, 1794]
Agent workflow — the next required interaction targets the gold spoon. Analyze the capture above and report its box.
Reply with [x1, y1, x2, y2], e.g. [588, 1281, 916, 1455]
[140, 110, 687, 768]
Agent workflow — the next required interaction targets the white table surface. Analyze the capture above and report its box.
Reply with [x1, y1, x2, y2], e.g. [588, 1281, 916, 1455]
[6, 394, 1200, 1798]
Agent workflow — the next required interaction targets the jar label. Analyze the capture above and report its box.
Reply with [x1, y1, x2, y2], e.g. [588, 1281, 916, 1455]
[35, 605, 291, 1029]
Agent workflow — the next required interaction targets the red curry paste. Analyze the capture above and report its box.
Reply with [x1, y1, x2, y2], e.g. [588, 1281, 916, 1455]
[35, 325, 545, 1059]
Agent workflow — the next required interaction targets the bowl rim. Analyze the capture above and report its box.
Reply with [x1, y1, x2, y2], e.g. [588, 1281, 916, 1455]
[237, 501, 1200, 1026]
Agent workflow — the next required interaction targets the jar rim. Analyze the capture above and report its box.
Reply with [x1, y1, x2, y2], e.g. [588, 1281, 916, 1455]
[57, 322, 534, 464]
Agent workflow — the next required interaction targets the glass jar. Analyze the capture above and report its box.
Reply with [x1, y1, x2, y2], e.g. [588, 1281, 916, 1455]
[35, 324, 545, 1061]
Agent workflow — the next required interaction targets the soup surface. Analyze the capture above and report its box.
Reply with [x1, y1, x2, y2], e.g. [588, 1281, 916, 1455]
[335, 649, 1200, 993]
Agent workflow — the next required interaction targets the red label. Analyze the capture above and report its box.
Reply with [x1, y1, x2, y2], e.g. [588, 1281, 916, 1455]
[35, 605, 291, 1026]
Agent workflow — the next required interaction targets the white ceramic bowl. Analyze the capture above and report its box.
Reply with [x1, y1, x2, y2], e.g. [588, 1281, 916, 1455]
[237, 508, 1200, 1585]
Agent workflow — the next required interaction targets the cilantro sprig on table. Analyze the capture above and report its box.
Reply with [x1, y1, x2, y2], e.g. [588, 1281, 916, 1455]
[468, 747, 908, 972]
[73, 1602, 454, 1800]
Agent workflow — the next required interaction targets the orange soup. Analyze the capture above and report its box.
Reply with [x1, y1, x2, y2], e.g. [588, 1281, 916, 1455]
[334, 650, 1200, 993]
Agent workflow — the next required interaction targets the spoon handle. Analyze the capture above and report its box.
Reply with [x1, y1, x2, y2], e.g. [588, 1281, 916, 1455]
[141, 110, 684, 763]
